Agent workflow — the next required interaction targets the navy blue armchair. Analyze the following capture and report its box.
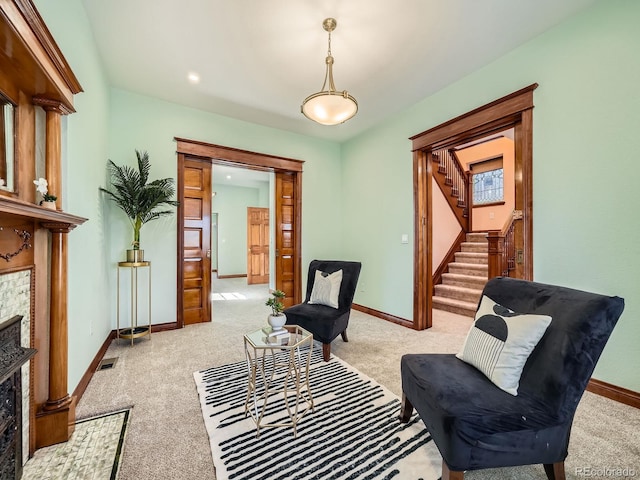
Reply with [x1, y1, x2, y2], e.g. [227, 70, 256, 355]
[284, 260, 361, 361]
[400, 277, 624, 480]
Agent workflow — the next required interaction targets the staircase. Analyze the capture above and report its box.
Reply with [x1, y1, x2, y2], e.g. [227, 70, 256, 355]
[433, 232, 488, 317]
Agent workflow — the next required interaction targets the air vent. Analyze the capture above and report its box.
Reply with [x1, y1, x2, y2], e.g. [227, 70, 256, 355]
[97, 357, 118, 371]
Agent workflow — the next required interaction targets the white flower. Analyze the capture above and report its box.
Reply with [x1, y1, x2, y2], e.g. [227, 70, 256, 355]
[33, 178, 48, 195]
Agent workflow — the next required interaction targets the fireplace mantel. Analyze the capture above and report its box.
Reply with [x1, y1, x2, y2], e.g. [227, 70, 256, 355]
[0, 197, 87, 227]
[1, 0, 86, 460]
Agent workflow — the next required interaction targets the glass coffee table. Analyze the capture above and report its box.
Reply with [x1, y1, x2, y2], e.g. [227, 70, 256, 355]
[243, 324, 314, 437]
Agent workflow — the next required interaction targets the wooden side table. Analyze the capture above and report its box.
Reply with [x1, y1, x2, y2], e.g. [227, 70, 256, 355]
[117, 261, 151, 345]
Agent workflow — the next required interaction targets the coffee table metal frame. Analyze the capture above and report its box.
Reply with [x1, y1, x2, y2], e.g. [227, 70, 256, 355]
[243, 324, 314, 437]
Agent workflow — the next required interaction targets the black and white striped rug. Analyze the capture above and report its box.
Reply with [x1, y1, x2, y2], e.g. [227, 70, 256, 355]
[193, 348, 441, 480]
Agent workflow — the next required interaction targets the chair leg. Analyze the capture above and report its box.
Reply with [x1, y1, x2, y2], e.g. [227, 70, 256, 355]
[399, 393, 413, 423]
[442, 461, 464, 480]
[341, 329, 349, 342]
[543, 462, 566, 480]
[322, 343, 331, 361]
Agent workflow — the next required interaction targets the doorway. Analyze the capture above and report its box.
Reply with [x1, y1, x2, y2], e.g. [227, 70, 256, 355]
[211, 164, 271, 284]
[175, 138, 304, 327]
[411, 84, 537, 330]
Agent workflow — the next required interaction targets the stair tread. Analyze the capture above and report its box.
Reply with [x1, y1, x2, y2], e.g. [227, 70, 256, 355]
[435, 284, 482, 294]
[450, 262, 488, 269]
[442, 272, 485, 279]
[432, 296, 478, 309]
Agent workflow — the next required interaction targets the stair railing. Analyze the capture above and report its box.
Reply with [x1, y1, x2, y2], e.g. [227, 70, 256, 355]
[487, 212, 517, 279]
[431, 148, 470, 232]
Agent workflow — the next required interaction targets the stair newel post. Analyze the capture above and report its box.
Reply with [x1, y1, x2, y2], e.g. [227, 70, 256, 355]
[487, 230, 504, 279]
[464, 170, 471, 230]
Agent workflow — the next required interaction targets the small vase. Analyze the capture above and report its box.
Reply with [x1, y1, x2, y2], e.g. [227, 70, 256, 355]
[41, 201, 56, 210]
[126, 249, 145, 263]
[268, 314, 286, 331]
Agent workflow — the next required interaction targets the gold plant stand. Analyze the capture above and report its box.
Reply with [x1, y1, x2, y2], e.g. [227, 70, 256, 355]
[117, 261, 151, 345]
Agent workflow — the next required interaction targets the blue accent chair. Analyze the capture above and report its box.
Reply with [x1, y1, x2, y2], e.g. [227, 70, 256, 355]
[400, 277, 624, 480]
[284, 260, 361, 361]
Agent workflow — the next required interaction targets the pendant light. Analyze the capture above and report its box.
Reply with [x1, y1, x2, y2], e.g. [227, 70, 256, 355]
[301, 18, 358, 125]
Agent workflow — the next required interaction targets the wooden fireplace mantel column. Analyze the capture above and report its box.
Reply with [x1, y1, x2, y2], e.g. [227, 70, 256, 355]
[35, 221, 76, 448]
[42, 222, 75, 406]
[33, 98, 73, 211]
[33, 96, 76, 449]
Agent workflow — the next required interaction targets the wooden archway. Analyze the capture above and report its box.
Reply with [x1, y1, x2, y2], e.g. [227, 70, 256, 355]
[411, 84, 537, 330]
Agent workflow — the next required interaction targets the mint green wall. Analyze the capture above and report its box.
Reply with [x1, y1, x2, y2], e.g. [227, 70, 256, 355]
[258, 183, 269, 207]
[213, 184, 262, 276]
[34, 0, 112, 392]
[33, 0, 639, 395]
[108, 89, 343, 325]
[341, 0, 640, 391]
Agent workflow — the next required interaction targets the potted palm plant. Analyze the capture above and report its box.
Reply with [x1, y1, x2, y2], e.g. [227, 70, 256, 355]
[100, 150, 178, 262]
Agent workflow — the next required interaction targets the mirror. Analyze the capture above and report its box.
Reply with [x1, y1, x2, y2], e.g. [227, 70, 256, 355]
[0, 94, 15, 192]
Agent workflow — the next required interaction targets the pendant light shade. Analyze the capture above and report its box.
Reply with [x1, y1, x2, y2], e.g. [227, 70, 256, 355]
[301, 18, 357, 126]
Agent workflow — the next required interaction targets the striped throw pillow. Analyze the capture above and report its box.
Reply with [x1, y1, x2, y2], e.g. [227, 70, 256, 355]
[456, 295, 552, 396]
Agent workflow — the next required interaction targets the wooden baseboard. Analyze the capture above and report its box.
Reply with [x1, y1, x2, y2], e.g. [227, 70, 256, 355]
[352, 303, 414, 329]
[150, 321, 179, 333]
[72, 321, 180, 405]
[587, 378, 640, 409]
[353, 304, 639, 410]
[71, 330, 115, 402]
[217, 274, 247, 279]
[74, 318, 638, 411]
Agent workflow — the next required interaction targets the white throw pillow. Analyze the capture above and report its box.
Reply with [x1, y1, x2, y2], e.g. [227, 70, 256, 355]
[308, 269, 343, 309]
[456, 295, 552, 396]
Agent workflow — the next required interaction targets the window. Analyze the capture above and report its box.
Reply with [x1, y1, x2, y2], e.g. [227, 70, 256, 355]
[470, 155, 503, 206]
[473, 168, 503, 205]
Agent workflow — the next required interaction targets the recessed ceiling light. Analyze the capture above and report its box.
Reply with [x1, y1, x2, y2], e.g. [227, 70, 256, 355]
[226, 175, 231, 180]
[187, 72, 200, 84]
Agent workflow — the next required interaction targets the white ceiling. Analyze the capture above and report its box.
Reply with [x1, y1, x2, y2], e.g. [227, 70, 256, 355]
[82, 0, 598, 143]
[213, 164, 269, 189]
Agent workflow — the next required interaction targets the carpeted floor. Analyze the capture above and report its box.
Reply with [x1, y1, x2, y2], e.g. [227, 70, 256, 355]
[194, 347, 441, 480]
[75, 277, 640, 480]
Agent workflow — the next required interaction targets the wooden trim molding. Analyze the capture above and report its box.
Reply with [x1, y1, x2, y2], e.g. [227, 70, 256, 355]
[12, 0, 83, 95]
[71, 330, 116, 402]
[0, 196, 87, 225]
[410, 84, 538, 151]
[175, 138, 304, 172]
[0, 0, 82, 110]
[175, 137, 304, 323]
[352, 304, 413, 329]
[217, 274, 247, 279]
[150, 322, 179, 334]
[587, 378, 640, 410]
[411, 85, 536, 331]
[413, 150, 431, 330]
[72, 322, 180, 405]
[432, 230, 466, 292]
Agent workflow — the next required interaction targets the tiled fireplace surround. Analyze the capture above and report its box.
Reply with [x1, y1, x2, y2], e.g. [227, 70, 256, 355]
[0, 270, 32, 466]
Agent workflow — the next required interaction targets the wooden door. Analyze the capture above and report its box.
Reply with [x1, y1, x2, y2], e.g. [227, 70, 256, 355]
[275, 172, 298, 307]
[247, 207, 269, 284]
[179, 155, 211, 325]
[175, 139, 304, 311]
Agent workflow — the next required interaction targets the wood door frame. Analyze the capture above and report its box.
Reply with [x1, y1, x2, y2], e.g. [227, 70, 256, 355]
[410, 84, 537, 330]
[175, 138, 304, 327]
